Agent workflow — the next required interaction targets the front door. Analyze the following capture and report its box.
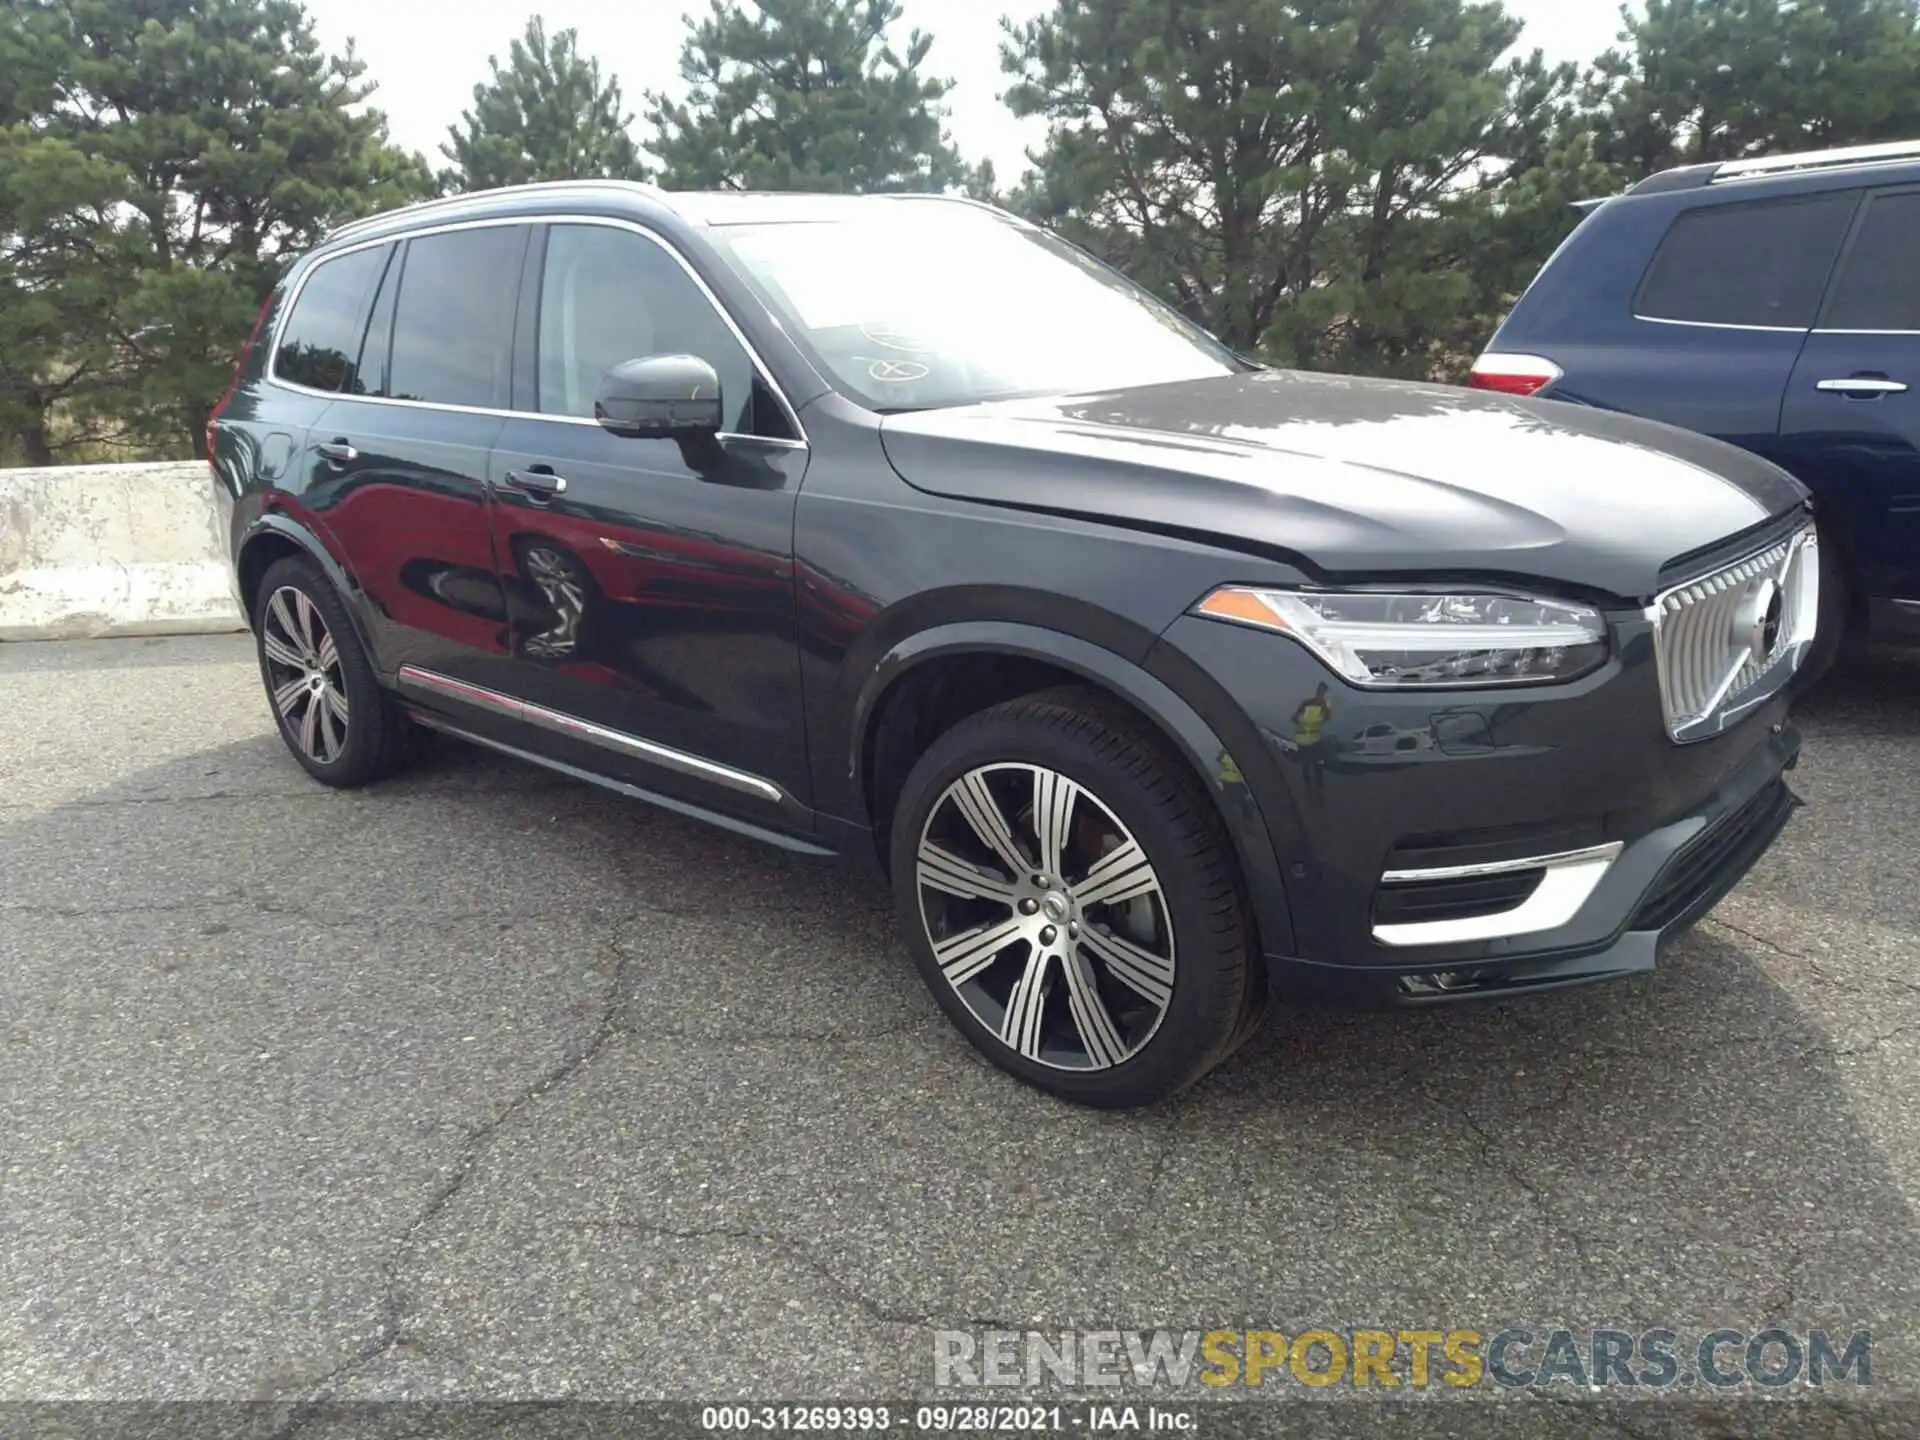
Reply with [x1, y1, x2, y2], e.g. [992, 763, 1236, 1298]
[485, 220, 813, 818]
[1779, 187, 1920, 627]
[296, 223, 530, 685]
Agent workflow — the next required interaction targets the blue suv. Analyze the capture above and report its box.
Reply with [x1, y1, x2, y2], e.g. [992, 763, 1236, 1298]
[1475, 139, 1920, 668]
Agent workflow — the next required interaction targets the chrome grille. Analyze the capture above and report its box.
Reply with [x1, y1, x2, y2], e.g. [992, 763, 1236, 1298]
[1650, 524, 1819, 743]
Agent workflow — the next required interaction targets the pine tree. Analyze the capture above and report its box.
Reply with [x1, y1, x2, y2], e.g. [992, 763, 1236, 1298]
[441, 16, 649, 193]
[1, 0, 432, 458]
[645, 0, 967, 193]
[1589, 0, 1920, 175]
[1002, 0, 1569, 376]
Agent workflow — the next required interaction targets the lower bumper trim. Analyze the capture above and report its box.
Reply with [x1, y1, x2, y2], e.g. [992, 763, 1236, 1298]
[1372, 842, 1623, 947]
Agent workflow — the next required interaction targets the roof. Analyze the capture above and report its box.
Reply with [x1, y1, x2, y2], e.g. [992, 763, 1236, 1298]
[320, 181, 990, 249]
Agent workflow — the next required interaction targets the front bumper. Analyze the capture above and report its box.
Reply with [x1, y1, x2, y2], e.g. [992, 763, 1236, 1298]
[1275, 729, 1799, 1006]
[1151, 610, 1803, 1007]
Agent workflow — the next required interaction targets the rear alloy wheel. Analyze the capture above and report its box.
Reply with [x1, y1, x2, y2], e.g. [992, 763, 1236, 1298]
[254, 555, 420, 788]
[891, 687, 1261, 1108]
[261, 584, 350, 766]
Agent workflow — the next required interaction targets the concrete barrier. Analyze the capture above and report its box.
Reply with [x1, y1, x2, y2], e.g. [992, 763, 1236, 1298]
[0, 460, 245, 641]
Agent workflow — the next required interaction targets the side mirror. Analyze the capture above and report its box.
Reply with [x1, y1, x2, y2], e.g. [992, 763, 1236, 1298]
[595, 355, 724, 440]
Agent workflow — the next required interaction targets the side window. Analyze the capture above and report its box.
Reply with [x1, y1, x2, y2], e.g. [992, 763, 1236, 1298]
[273, 244, 392, 393]
[1635, 194, 1857, 329]
[387, 226, 526, 408]
[537, 223, 757, 435]
[1822, 191, 1920, 332]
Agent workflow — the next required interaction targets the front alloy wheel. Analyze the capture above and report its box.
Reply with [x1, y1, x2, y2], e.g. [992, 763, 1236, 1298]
[917, 764, 1176, 1071]
[891, 687, 1262, 1108]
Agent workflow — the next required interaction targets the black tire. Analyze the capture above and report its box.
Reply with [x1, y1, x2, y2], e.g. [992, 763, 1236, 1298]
[253, 555, 420, 788]
[889, 685, 1262, 1109]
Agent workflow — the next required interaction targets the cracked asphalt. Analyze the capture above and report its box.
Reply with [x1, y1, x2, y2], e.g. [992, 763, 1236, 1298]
[4, 634, 1920, 1433]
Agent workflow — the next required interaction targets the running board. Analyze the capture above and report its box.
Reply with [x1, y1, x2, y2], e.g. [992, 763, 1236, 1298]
[405, 711, 835, 858]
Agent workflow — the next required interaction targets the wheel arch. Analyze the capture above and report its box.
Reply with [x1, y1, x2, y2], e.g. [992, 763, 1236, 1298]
[851, 622, 1298, 959]
[236, 515, 380, 664]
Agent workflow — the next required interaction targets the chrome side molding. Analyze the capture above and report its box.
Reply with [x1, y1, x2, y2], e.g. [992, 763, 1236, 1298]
[1373, 842, 1625, 947]
[395, 665, 785, 804]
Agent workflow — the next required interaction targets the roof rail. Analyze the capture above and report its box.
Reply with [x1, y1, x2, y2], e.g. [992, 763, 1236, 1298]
[1710, 138, 1920, 184]
[324, 179, 670, 245]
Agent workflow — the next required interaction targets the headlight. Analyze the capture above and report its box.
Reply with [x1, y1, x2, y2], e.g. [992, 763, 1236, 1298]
[1193, 588, 1609, 688]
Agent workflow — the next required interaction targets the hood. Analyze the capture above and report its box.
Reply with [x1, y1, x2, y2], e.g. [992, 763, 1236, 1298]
[877, 369, 1810, 600]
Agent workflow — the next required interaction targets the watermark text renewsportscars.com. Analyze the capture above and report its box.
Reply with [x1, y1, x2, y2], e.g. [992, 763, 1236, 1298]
[934, 1327, 1873, 1391]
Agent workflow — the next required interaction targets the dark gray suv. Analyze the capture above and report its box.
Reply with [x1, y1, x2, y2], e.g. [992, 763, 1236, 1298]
[209, 182, 1816, 1107]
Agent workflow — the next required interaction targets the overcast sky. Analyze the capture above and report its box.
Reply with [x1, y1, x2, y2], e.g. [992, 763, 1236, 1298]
[305, 0, 1636, 181]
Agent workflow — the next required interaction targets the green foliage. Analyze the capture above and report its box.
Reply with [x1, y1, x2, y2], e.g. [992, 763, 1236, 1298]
[645, 0, 967, 193]
[1002, 0, 1578, 375]
[8, 0, 1920, 460]
[441, 17, 649, 193]
[0, 0, 432, 460]
[1590, 0, 1920, 173]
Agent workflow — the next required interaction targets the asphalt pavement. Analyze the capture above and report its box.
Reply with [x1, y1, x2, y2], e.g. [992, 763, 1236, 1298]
[4, 633, 1920, 1435]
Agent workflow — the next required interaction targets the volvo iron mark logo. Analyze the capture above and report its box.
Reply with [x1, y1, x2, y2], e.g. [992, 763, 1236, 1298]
[1734, 575, 1785, 665]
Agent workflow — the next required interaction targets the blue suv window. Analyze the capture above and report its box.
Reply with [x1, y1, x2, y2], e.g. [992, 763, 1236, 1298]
[1635, 194, 1856, 329]
[1822, 191, 1920, 332]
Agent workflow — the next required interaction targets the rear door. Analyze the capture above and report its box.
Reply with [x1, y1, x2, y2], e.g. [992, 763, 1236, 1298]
[1780, 187, 1920, 627]
[1594, 192, 1858, 456]
[483, 219, 813, 817]
[295, 221, 528, 684]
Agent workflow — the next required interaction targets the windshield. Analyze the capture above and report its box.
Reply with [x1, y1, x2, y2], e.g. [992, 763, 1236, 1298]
[708, 204, 1244, 411]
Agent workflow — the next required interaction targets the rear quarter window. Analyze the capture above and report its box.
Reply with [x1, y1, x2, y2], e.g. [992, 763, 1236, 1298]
[273, 245, 393, 392]
[1634, 193, 1857, 329]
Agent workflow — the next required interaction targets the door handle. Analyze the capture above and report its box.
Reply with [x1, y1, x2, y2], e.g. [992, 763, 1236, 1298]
[1816, 376, 1908, 397]
[316, 439, 358, 464]
[504, 466, 569, 499]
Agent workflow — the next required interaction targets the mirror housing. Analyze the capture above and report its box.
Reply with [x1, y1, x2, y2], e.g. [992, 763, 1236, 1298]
[595, 355, 724, 440]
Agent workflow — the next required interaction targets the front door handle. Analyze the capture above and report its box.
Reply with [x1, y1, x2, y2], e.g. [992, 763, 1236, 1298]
[1816, 375, 1909, 398]
[504, 466, 569, 503]
[316, 438, 358, 464]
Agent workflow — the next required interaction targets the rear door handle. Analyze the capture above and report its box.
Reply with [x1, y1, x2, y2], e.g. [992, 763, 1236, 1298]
[316, 439, 358, 464]
[1816, 376, 1908, 397]
[505, 466, 568, 499]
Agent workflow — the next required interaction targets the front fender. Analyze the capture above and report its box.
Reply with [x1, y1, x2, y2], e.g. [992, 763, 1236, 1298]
[850, 621, 1297, 959]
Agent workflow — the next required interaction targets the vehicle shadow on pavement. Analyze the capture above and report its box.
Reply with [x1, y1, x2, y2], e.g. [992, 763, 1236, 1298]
[2, 698, 1915, 1421]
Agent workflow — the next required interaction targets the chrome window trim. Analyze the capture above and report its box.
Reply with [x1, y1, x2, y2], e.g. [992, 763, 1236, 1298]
[395, 666, 786, 803]
[1631, 314, 1809, 334]
[1373, 842, 1625, 948]
[265, 213, 809, 448]
[1812, 328, 1920, 337]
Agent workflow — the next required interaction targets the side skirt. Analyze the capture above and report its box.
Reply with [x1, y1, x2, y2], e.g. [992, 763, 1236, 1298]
[405, 711, 838, 858]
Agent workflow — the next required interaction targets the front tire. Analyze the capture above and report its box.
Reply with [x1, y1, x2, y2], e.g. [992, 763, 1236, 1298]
[889, 687, 1262, 1109]
[254, 555, 419, 788]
